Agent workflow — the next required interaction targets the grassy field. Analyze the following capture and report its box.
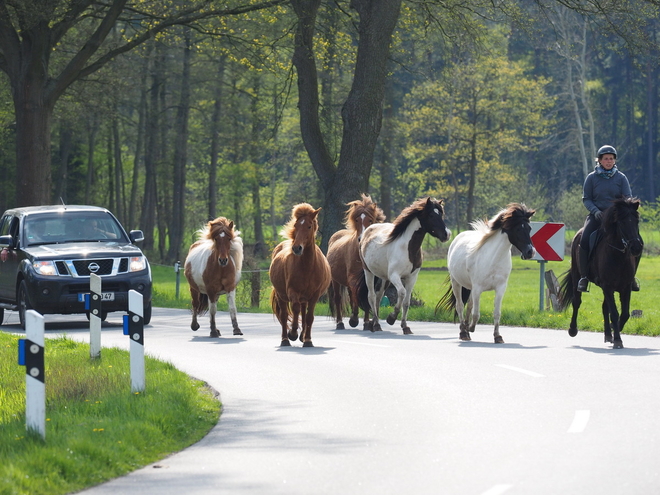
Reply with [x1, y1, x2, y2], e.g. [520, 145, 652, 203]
[152, 252, 660, 338]
[0, 333, 220, 495]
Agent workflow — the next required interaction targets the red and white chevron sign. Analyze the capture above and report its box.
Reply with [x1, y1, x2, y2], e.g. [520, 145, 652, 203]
[530, 222, 565, 261]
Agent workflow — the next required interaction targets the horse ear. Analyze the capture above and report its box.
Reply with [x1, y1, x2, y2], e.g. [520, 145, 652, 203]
[313, 207, 322, 218]
[527, 209, 536, 219]
[228, 221, 234, 230]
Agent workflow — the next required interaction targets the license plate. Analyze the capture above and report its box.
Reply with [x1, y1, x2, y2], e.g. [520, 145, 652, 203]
[78, 292, 115, 302]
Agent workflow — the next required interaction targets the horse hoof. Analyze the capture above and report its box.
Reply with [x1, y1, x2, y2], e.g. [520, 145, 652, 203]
[613, 341, 624, 349]
[303, 341, 314, 347]
[349, 317, 359, 328]
[460, 331, 471, 341]
[210, 330, 220, 338]
[191, 323, 199, 331]
[604, 336, 613, 343]
[402, 327, 413, 335]
[288, 330, 299, 341]
[233, 328, 243, 336]
[336, 322, 345, 330]
[386, 314, 396, 326]
[494, 336, 504, 344]
[569, 328, 578, 338]
[280, 340, 291, 347]
[373, 323, 382, 332]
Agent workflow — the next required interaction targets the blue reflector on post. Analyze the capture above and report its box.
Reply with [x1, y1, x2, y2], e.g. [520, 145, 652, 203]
[84, 293, 90, 310]
[18, 339, 25, 365]
[123, 314, 129, 335]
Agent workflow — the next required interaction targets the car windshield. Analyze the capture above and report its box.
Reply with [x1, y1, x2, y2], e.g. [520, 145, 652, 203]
[24, 212, 127, 246]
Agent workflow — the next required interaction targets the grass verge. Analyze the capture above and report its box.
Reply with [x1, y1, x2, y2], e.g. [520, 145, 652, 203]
[0, 333, 220, 495]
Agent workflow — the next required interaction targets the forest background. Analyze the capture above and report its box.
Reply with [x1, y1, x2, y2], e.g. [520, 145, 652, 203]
[2, 0, 660, 268]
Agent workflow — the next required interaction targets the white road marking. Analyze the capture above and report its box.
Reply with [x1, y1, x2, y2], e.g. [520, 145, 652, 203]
[496, 364, 545, 378]
[332, 340, 391, 348]
[481, 484, 513, 495]
[568, 410, 590, 433]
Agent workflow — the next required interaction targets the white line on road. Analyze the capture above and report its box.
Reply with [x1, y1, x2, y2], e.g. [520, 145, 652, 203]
[332, 340, 391, 348]
[496, 364, 545, 378]
[568, 410, 590, 433]
[481, 484, 513, 495]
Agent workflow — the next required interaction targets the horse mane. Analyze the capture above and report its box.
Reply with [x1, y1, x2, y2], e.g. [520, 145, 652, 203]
[281, 203, 319, 240]
[472, 203, 535, 251]
[344, 193, 386, 231]
[387, 197, 437, 242]
[197, 217, 243, 272]
[601, 196, 641, 238]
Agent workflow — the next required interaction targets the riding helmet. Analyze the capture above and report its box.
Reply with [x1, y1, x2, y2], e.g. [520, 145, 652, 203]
[597, 145, 617, 159]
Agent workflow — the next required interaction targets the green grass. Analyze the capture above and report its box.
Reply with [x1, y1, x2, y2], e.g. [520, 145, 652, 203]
[0, 333, 220, 495]
[151, 252, 660, 338]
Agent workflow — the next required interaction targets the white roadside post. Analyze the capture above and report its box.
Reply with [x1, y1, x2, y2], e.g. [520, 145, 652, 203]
[19, 310, 46, 439]
[87, 273, 102, 359]
[123, 290, 145, 393]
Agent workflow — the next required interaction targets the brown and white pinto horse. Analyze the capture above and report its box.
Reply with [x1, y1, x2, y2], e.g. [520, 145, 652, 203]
[184, 216, 244, 338]
[327, 194, 386, 330]
[269, 203, 331, 347]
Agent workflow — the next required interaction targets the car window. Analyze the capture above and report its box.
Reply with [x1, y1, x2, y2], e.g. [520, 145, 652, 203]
[25, 213, 126, 246]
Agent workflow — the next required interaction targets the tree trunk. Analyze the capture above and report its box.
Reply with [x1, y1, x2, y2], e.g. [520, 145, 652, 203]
[168, 29, 192, 262]
[208, 56, 227, 221]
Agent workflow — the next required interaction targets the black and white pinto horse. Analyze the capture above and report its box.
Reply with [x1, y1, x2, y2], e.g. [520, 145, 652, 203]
[438, 203, 536, 343]
[357, 197, 451, 334]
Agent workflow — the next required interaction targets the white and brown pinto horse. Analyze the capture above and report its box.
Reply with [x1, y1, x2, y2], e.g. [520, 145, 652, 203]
[358, 197, 451, 334]
[438, 203, 535, 343]
[184, 216, 244, 337]
[327, 193, 386, 330]
[269, 203, 331, 347]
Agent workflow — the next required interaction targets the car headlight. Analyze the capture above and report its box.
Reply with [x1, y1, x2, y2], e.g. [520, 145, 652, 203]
[129, 256, 147, 272]
[33, 261, 57, 276]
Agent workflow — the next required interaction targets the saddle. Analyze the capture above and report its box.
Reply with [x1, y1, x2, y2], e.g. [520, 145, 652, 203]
[586, 229, 603, 261]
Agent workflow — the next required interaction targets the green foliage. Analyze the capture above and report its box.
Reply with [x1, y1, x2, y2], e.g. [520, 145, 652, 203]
[0, 333, 219, 495]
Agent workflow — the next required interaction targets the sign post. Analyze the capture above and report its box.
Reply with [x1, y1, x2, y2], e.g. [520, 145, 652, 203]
[530, 222, 566, 311]
[85, 273, 102, 359]
[123, 290, 145, 393]
[18, 310, 46, 439]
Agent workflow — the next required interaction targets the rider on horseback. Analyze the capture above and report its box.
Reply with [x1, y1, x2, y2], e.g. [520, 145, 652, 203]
[577, 145, 640, 292]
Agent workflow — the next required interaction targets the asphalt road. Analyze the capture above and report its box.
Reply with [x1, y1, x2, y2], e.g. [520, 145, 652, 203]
[5, 308, 660, 494]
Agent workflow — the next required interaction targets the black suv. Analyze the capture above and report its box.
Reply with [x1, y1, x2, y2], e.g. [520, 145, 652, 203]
[0, 205, 152, 328]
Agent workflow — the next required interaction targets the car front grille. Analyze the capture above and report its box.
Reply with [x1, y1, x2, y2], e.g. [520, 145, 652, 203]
[54, 258, 132, 278]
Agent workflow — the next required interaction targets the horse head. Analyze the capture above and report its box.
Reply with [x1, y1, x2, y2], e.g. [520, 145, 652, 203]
[208, 217, 234, 266]
[346, 193, 386, 239]
[285, 203, 321, 256]
[420, 197, 451, 242]
[603, 197, 643, 257]
[497, 203, 536, 259]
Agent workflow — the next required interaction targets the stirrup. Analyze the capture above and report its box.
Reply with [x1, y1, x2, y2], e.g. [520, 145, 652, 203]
[577, 277, 589, 292]
[632, 278, 640, 292]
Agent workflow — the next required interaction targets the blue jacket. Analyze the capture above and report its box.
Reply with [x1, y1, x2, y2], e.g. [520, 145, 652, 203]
[582, 166, 632, 215]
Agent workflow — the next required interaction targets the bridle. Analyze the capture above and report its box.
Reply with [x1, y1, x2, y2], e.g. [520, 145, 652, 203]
[607, 214, 642, 255]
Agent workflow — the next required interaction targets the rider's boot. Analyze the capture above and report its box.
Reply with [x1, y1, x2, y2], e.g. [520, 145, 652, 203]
[577, 243, 589, 292]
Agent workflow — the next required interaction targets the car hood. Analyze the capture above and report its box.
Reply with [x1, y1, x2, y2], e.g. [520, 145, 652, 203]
[23, 242, 144, 259]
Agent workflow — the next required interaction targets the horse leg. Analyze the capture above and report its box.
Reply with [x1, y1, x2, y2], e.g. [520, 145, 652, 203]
[452, 280, 470, 341]
[288, 302, 301, 342]
[348, 287, 360, 328]
[399, 272, 419, 335]
[302, 302, 314, 347]
[274, 295, 291, 346]
[386, 274, 405, 326]
[468, 290, 482, 336]
[227, 289, 242, 335]
[209, 297, 220, 338]
[568, 270, 582, 337]
[189, 285, 201, 331]
[602, 298, 613, 343]
[618, 289, 632, 339]
[364, 271, 381, 332]
[492, 287, 505, 344]
[603, 290, 623, 349]
[331, 281, 345, 330]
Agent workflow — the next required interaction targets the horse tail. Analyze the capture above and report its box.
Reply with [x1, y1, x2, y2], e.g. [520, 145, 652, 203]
[350, 268, 374, 312]
[196, 293, 210, 315]
[270, 288, 291, 328]
[435, 275, 456, 316]
[557, 269, 573, 311]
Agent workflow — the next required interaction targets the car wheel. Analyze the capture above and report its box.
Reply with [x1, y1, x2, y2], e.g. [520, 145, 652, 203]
[143, 301, 152, 325]
[18, 281, 31, 330]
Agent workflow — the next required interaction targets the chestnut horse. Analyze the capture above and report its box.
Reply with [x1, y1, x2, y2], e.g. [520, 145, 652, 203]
[269, 203, 331, 347]
[184, 217, 244, 338]
[327, 193, 386, 330]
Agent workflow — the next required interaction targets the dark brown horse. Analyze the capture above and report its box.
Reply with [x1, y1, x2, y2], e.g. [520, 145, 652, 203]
[185, 217, 244, 338]
[327, 194, 386, 330]
[269, 203, 332, 347]
[558, 197, 643, 349]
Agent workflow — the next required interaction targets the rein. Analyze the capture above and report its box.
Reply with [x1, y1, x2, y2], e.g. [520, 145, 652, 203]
[606, 219, 641, 254]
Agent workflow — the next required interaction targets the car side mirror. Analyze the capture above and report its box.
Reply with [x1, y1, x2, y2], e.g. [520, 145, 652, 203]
[0, 235, 15, 249]
[129, 230, 144, 243]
